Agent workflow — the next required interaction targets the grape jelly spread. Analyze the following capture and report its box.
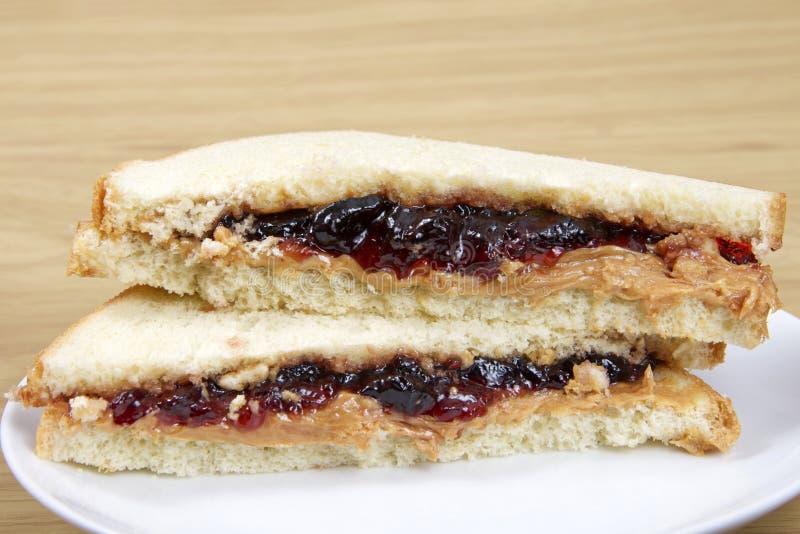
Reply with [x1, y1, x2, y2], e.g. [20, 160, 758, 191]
[716, 238, 757, 265]
[216, 196, 661, 278]
[215, 196, 755, 278]
[108, 353, 656, 429]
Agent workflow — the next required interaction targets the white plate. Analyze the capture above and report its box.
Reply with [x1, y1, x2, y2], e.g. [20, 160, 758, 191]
[3, 311, 800, 534]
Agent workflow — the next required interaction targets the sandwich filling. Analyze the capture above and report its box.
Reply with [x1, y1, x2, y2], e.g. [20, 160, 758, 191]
[214, 195, 757, 279]
[53, 357, 738, 459]
[97, 353, 654, 428]
[70, 196, 778, 327]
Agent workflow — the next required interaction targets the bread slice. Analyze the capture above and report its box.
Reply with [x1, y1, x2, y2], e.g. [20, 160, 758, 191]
[35, 366, 739, 476]
[89, 131, 784, 251]
[68, 224, 778, 349]
[18, 286, 728, 406]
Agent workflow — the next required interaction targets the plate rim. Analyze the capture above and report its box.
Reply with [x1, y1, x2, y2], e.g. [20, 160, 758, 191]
[2, 400, 121, 534]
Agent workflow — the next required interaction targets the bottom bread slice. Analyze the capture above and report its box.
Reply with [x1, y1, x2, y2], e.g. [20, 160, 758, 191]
[36, 366, 739, 476]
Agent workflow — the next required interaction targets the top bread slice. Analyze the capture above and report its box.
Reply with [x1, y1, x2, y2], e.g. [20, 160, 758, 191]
[92, 131, 785, 254]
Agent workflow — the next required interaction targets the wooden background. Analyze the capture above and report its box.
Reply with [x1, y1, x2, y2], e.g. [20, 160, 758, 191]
[1, 1, 798, 531]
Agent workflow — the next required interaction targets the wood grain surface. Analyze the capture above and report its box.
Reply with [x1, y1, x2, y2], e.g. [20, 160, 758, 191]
[1, 1, 798, 532]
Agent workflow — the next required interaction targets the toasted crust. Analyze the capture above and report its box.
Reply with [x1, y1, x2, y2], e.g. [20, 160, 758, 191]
[89, 131, 785, 252]
[90, 175, 107, 229]
[34, 366, 740, 475]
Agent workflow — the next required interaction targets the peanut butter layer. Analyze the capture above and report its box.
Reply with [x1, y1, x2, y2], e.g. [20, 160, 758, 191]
[55, 366, 739, 458]
[193, 227, 778, 321]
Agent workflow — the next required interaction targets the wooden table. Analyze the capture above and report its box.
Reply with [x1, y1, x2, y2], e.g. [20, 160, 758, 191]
[1, 1, 797, 531]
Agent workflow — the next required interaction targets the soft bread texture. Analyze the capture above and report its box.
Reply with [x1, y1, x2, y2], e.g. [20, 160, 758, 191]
[33, 407, 726, 475]
[19, 286, 725, 404]
[68, 227, 768, 348]
[36, 367, 739, 475]
[92, 131, 785, 252]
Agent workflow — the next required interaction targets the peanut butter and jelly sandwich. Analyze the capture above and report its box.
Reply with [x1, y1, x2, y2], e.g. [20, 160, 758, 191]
[16, 131, 784, 474]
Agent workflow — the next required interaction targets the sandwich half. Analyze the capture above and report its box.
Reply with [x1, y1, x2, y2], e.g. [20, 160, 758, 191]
[69, 131, 783, 353]
[17, 287, 739, 476]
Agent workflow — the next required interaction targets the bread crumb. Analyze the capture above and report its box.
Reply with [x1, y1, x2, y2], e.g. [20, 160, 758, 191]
[200, 238, 230, 259]
[212, 226, 234, 243]
[218, 363, 270, 390]
[281, 390, 301, 402]
[69, 396, 109, 422]
[227, 394, 246, 419]
[564, 361, 610, 396]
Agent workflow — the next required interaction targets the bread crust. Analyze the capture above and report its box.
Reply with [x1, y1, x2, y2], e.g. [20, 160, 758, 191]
[770, 192, 787, 250]
[90, 175, 107, 229]
[18, 288, 143, 406]
[88, 131, 785, 251]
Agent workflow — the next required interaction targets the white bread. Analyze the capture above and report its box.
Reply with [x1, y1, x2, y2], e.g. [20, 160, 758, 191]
[36, 366, 739, 475]
[91, 131, 785, 252]
[18, 286, 725, 404]
[68, 227, 772, 349]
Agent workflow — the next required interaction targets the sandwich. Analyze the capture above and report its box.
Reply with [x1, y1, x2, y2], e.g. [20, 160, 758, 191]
[15, 131, 784, 475]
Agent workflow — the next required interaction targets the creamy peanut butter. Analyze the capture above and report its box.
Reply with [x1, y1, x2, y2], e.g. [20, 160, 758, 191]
[190, 227, 779, 321]
[56, 366, 737, 458]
